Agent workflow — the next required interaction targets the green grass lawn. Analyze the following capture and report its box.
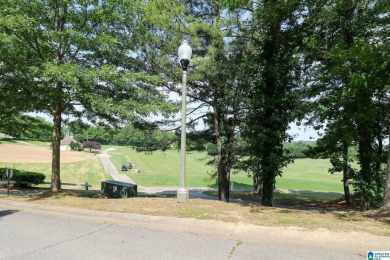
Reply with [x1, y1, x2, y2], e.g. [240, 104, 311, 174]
[107, 146, 346, 193]
[0, 141, 348, 193]
[109, 148, 215, 187]
[23, 139, 52, 147]
[0, 153, 112, 190]
[0, 138, 21, 144]
[0, 138, 51, 147]
[277, 159, 346, 192]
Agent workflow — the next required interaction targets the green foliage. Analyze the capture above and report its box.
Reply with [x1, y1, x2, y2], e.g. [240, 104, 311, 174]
[113, 124, 176, 150]
[284, 141, 315, 159]
[239, 0, 304, 206]
[0, 168, 45, 186]
[351, 168, 386, 209]
[69, 141, 81, 151]
[0, 0, 175, 190]
[217, 0, 250, 10]
[75, 125, 116, 145]
[206, 143, 218, 156]
[303, 0, 390, 210]
[0, 114, 52, 139]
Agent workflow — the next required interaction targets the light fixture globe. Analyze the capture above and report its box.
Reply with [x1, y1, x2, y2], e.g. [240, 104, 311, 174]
[178, 40, 192, 60]
[178, 40, 192, 70]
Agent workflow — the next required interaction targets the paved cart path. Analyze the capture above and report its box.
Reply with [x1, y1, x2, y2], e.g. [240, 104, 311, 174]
[96, 148, 137, 184]
[95, 148, 240, 200]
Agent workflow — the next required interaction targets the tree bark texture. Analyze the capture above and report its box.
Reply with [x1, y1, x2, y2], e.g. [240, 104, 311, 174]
[261, 140, 274, 207]
[213, 93, 230, 202]
[357, 118, 373, 211]
[51, 101, 62, 192]
[342, 143, 351, 205]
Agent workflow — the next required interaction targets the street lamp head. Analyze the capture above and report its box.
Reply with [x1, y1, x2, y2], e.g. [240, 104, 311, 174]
[178, 40, 192, 71]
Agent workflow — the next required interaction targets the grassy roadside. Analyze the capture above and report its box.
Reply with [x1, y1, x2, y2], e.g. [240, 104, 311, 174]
[204, 190, 345, 205]
[0, 156, 111, 190]
[2, 190, 389, 237]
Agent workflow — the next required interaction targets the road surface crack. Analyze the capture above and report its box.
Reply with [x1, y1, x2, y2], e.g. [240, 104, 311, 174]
[23, 224, 113, 257]
[228, 239, 243, 259]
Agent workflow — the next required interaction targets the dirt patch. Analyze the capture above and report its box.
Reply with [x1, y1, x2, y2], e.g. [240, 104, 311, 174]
[0, 144, 86, 163]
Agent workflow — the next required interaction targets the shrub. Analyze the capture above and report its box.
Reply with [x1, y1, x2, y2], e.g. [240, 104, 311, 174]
[206, 143, 217, 156]
[0, 168, 46, 186]
[70, 141, 81, 151]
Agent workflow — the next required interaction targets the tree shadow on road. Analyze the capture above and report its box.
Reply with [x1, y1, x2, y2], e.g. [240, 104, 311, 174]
[0, 209, 19, 217]
[23, 189, 102, 201]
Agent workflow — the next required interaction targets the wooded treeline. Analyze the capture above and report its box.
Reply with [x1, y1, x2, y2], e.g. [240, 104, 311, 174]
[0, 0, 389, 210]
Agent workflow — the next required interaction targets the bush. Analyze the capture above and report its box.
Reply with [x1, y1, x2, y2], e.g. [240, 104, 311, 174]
[351, 168, 386, 209]
[0, 168, 46, 186]
[70, 141, 81, 151]
[206, 143, 217, 156]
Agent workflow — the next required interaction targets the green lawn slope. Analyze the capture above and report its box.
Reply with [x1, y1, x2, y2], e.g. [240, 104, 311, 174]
[108, 146, 346, 192]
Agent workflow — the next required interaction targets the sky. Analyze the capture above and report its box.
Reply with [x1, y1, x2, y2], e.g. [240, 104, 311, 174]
[288, 123, 320, 141]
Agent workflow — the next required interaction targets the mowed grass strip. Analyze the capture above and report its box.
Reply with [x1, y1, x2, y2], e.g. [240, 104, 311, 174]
[107, 146, 346, 192]
[109, 148, 215, 187]
[7, 193, 390, 237]
[277, 159, 346, 192]
[204, 190, 344, 204]
[59, 156, 112, 188]
[23, 140, 52, 147]
[0, 152, 112, 190]
[0, 138, 51, 147]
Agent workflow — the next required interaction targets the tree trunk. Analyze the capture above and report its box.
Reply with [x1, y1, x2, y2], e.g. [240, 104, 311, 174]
[213, 99, 229, 202]
[342, 142, 351, 205]
[357, 119, 372, 211]
[216, 128, 230, 202]
[253, 174, 261, 195]
[379, 127, 390, 212]
[261, 140, 274, 207]
[261, 169, 274, 206]
[51, 102, 62, 192]
[218, 164, 230, 202]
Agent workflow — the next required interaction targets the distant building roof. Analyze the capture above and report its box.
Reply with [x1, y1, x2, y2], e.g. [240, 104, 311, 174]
[60, 136, 79, 146]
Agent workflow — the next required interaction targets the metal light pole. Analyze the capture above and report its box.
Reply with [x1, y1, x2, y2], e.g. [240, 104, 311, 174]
[177, 40, 192, 203]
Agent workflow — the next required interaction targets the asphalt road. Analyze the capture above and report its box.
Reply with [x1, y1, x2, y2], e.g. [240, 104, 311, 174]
[0, 200, 383, 260]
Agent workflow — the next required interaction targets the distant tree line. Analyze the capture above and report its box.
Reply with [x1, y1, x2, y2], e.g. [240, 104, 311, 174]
[67, 121, 176, 151]
[0, 114, 52, 140]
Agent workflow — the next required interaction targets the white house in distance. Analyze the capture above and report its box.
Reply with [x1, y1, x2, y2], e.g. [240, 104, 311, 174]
[60, 132, 80, 151]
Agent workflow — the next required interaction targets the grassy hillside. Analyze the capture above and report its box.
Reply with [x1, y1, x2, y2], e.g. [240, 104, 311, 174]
[0, 141, 349, 192]
[109, 148, 215, 187]
[108, 147, 346, 192]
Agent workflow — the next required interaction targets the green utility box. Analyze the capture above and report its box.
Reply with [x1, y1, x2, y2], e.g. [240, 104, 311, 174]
[101, 180, 137, 198]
